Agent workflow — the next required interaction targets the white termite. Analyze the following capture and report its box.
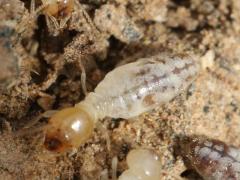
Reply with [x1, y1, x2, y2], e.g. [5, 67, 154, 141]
[118, 149, 162, 180]
[43, 52, 199, 152]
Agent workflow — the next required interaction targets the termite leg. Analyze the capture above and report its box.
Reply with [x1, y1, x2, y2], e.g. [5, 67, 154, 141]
[96, 119, 111, 151]
[29, 110, 59, 129]
[48, 15, 60, 31]
[78, 60, 88, 96]
[59, 15, 71, 29]
[30, 0, 35, 14]
[45, 16, 59, 36]
[45, 16, 53, 33]
[112, 156, 118, 180]
[31, 0, 47, 16]
[14, 110, 58, 137]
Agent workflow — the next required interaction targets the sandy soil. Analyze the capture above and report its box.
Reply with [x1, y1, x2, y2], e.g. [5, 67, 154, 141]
[0, 0, 240, 179]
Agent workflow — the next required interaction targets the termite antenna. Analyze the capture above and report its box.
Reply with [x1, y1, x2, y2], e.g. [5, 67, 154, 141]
[14, 110, 58, 137]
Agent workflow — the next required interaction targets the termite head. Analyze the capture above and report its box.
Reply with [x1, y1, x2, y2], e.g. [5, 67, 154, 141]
[44, 107, 94, 153]
[43, 0, 74, 19]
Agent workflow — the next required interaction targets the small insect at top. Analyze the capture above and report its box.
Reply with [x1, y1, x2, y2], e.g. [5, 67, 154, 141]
[43, 0, 74, 19]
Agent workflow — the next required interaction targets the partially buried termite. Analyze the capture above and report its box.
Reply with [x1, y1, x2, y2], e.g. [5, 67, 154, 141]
[39, 0, 96, 35]
[119, 149, 162, 180]
[180, 136, 240, 180]
[20, 0, 96, 36]
[44, 52, 199, 152]
[39, 0, 74, 35]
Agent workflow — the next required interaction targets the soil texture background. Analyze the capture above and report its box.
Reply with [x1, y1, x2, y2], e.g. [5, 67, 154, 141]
[0, 0, 240, 179]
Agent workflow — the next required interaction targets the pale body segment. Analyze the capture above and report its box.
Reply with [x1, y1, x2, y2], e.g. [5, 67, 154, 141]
[44, 52, 199, 152]
[119, 149, 162, 180]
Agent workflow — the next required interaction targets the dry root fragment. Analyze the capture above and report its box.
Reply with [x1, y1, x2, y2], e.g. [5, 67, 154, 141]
[64, 33, 108, 94]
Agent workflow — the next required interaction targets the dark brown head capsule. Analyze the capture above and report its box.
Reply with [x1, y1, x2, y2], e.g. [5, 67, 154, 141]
[180, 136, 240, 180]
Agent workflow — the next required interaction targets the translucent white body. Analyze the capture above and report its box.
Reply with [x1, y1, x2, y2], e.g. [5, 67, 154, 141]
[44, 52, 199, 152]
[78, 52, 199, 120]
[118, 149, 162, 180]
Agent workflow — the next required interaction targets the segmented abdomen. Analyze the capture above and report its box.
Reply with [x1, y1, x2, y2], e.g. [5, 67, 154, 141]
[83, 52, 199, 119]
[182, 137, 240, 180]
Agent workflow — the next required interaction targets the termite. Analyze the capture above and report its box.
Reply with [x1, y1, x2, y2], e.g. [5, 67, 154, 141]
[181, 136, 240, 180]
[16, 0, 99, 94]
[119, 149, 162, 180]
[38, 0, 75, 35]
[18, 0, 97, 36]
[44, 52, 199, 152]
